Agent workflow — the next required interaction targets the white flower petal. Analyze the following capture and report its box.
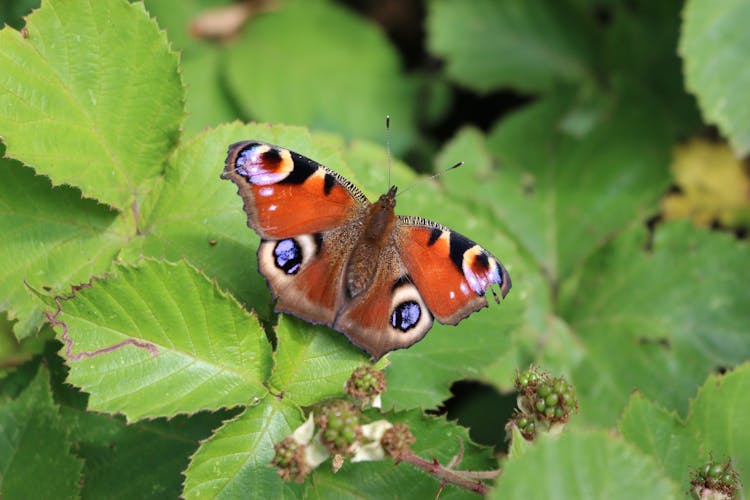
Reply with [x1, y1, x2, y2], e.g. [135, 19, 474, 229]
[304, 432, 330, 468]
[292, 413, 316, 444]
[360, 420, 393, 441]
[352, 441, 386, 463]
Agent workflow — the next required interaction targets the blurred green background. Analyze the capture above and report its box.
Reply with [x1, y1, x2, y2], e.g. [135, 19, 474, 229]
[2, 0, 749, 447]
[1, 0, 749, 497]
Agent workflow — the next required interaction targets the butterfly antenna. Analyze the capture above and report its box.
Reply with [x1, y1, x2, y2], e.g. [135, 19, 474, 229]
[386, 115, 392, 189]
[397, 161, 464, 197]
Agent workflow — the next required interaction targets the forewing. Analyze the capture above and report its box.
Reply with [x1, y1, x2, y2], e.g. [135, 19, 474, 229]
[222, 141, 368, 239]
[396, 217, 511, 324]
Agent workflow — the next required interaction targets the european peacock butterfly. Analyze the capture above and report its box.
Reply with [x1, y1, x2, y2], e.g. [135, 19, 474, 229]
[221, 141, 511, 359]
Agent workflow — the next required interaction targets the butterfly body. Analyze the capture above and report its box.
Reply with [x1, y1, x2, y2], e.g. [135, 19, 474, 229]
[222, 141, 511, 359]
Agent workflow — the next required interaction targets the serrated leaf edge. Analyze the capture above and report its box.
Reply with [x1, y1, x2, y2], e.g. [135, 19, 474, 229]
[43, 257, 269, 422]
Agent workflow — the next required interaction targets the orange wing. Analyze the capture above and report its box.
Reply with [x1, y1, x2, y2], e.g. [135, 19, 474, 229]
[257, 233, 347, 326]
[222, 141, 368, 239]
[396, 219, 511, 324]
[334, 246, 434, 360]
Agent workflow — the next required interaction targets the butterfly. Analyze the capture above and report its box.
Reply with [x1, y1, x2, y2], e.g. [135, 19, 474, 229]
[221, 141, 511, 360]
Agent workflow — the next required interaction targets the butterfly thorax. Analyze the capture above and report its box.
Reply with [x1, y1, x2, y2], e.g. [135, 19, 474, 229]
[345, 186, 398, 298]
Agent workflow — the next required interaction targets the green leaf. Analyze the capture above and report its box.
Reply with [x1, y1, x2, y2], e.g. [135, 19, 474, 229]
[65, 408, 228, 500]
[382, 312, 517, 411]
[680, 0, 750, 156]
[184, 398, 304, 499]
[0, 158, 129, 339]
[563, 222, 750, 425]
[686, 363, 750, 487]
[0, 313, 49, 373]
[181, 47, 237, 136]
[604, 2, 701, 140]
[483, 90, 672, 283]
[50, 259, 271, 421]
[0, 366, 82, 499]
[507, 426, 532, 459]
[142, 0, 238, 136]
[269, 316, 372, 407]
[618, 393, 698, 492]
[492, 431, 679, 499]
[426, 0, 597, 93]
[438, 93, 748, 430]
[310, 410, 495, 499]
[619, 364, 750, 493]
[224, 0, 418, 154]
[123, 123, 270, 322]
[0, 0, 183, 209]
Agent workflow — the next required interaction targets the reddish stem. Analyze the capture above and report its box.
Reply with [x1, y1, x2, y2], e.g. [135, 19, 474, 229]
[400, 451, 498, 496]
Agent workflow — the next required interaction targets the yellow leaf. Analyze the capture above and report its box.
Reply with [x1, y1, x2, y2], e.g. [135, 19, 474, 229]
[662, 139, 750, 227]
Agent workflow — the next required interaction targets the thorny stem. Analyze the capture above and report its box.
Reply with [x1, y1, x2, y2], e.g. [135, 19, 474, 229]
[400, 450, 500, 496]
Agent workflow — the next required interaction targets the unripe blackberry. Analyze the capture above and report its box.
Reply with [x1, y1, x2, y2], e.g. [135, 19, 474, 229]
[272, 437, 310, 483]
[690, 457, 740, 498]
[509, 368, 578, 443]
[381, 423, 415, 461]
[345, 365, 386, 405]
[316, 402, 361, 455]
[512, 414, 536, 440]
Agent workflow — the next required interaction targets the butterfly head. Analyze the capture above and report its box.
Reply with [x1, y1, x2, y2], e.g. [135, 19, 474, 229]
[364, 186, 398, 242]
[378, 185, 398, 207]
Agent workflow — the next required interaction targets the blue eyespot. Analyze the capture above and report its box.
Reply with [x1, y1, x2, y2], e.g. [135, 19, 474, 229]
[274, 239, 302, 275]
[391, 301, 421, 332]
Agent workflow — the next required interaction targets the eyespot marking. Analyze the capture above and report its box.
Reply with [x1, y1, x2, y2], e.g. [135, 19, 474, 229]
[391, 301, 421, 332]
[261, 147, 283, 164]
[471, 252, 491, 273]
[274, 239, 303, 275]
[462, 247, 502, 295]
[234, 144, 293, 185]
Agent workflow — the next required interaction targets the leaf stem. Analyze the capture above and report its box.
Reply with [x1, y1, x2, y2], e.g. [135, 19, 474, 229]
[400, 451, 498, 495]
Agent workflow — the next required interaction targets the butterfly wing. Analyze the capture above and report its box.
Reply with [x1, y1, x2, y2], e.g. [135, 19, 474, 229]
[222, 141, 368, 239]
[334, 244, 434, 360]
[396, 217, 511, 325]
[223, 141, 369, 325]
[333, 214, 512, 360]
[255, 231, 347, 326]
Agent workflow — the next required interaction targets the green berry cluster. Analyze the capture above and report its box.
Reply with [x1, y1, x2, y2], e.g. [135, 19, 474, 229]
[272, 437, 310, 483]
[691, 458, 740, 497]
[514, 416, 536, 440]
[510, 367, 578, 441]
[516, 368, 542, 391]
[533, 377, 576, 422]
[317, 402, 361, 455]
[345, 365, 386, 401]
